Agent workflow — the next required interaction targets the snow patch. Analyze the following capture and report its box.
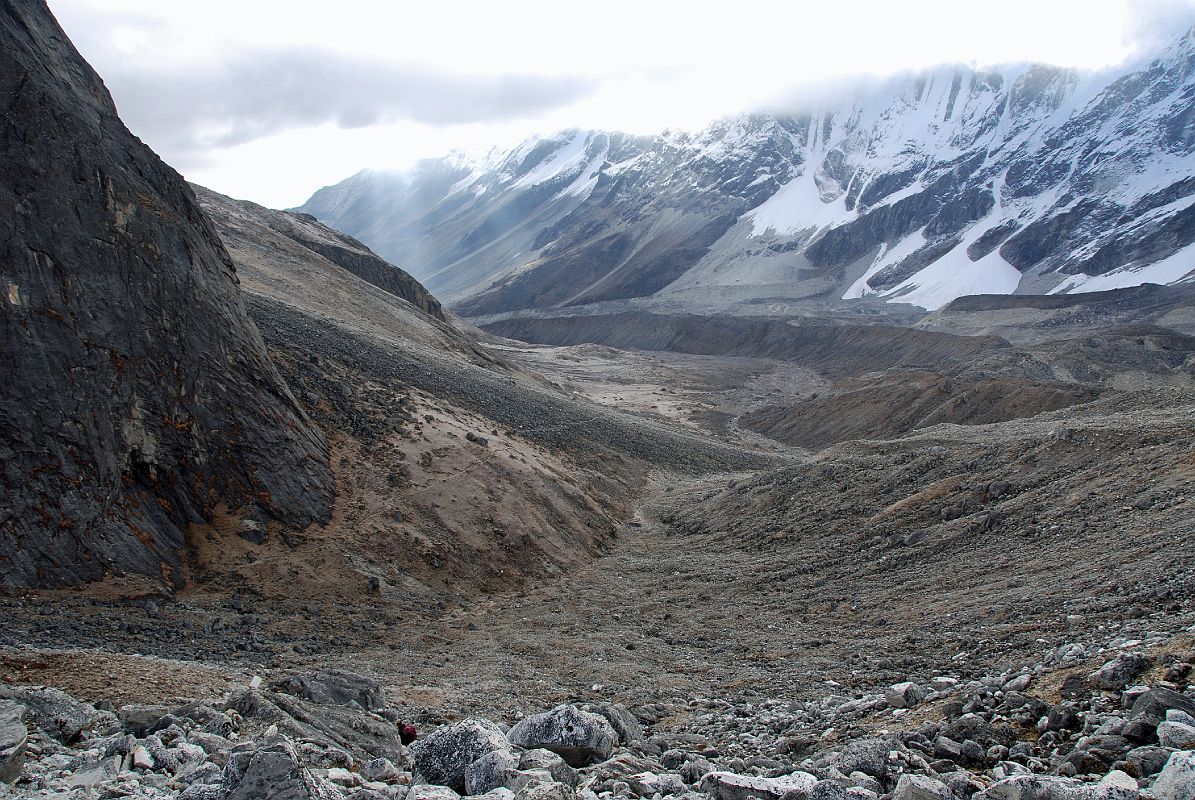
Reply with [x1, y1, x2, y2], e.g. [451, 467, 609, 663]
[842, 228, 928, 299]
[1053, 240, 1195, 294]
[887, 240, 1022, 310]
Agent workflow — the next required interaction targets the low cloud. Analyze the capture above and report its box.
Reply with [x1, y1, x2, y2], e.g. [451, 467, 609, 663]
[100, 47, 596, 168]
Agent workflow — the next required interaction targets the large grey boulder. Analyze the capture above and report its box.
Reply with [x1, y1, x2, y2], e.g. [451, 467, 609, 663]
[580, 703, 645, 747]
[465, 750, 521, 796]
[0, 701, 27, 784]
[1159, 713, 1195, 750]
[270, 670, 384, 710]
[223, 740, 318, 800]
[625, 771, 688, 796]
[513, 781, 573, 800]
[507, 706, 616, 767]
[700, 771, 818, 800]
[1125, 689, 1195, 742]
[412, 719, 512, 792]
[1152, 751, 1195, 800]
[519, 750, 578, 788]
[1090, 654, 1153, 691]
[412, 786, 465, 800]
[893, 774, 951, 800]
[886, 682, 927, 709]
[979, 775, 1089, 800]
[0, 686, 118, 744]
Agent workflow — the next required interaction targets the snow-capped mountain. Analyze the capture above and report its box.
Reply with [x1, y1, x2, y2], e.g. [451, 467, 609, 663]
[299, 29, 1195, 315]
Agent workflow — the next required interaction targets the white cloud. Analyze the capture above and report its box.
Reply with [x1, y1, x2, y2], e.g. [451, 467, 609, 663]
[47, 0, 1195, 208]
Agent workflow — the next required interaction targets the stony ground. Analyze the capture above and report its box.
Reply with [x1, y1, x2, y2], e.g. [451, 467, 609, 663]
[4, 198, 1195, 798]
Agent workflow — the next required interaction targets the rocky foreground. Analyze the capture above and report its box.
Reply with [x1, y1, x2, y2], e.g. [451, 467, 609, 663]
[2, 626, 1194, 800]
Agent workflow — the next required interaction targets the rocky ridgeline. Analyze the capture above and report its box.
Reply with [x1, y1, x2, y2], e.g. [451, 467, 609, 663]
[2, 636, 1194, 800]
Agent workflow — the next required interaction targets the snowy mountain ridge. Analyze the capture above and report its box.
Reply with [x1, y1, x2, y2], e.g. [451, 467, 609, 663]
[299, 29, 1195, 315]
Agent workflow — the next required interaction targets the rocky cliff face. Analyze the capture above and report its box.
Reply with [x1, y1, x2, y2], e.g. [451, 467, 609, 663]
[0, 0, 334, 588]
[301, 30, 1195, 315]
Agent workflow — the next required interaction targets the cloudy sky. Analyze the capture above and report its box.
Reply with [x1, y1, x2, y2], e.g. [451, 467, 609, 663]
[50, 0, 1195, 209]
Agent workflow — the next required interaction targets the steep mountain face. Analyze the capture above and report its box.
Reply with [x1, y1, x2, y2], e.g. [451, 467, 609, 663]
[301, 31, 1195, 315]
[0, 0, 333, 588]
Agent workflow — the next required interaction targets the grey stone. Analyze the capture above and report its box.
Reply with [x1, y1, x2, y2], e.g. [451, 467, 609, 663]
[1093, 770, 1137, 800]
[826, 737, 894, 779]
[1152, 750, 1195, 800]
[1121, 745, 1173, 778]
[0, 686, 118, 744]
[224, 740, 318, 800]
[118, 704, 173, 736]
[1090, 654, 1153, 691]
[810, 779, 848, 800]
[699, 771, 818, 800]
[580, 703, 645, 747]
[886, 682, 927, 709]
[978, 775, 1087, 800]
[412, 786, 464, 800]
[893, 774, 951, 800]
[0, 701, 27, 784]
[625, 771, 688, 797]
[465, 750, 520, 796]
[412, 719, 512, 792]
[270, 670, 384, 710]
[361, 758, 400, 783]
[507, 705, 617, 767]
[1159, 723, 1195, 750]
[519, 750, 578, 788]
[679, 757, 714, 785]
[1125, 689, 1195, 743]
[513, 781, 572, 800]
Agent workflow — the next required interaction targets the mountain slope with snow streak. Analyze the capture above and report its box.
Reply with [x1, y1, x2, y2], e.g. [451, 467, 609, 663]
[300, 30, 1195, 314]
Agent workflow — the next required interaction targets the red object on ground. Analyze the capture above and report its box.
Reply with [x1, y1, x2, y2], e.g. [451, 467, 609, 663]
[400, 724, 417, 745]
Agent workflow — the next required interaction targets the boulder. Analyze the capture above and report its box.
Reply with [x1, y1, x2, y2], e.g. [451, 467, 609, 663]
[412, 786, 465, 800]
[1152, 750, 1195, 800]
[1090, 654, 1153, 691]
[1093, 770, 1138, 800]
[118, 704, 174, 736]
[412, 718, 512, 792]
[580, 703, 645, 746]
[827, 737, 896, 780]
[886, 683, 927, 709]
[699, 771, 818, 800]
[270, 670, 384, 710]
[625, 771, 688, 796]
[0, 686, 118, 744]
[1159, 722, 1195, 750]
[519, 750, 578, 788]
[979, 775, 1087, 800]
[360, 758, 400, 783]
[223, 740, 318, 800]
[1125, 689, 1195, 743]
[465, 750, 521, 796]
[507, 706, 616, 767]
[893, 774, 951, 800]
[514, 781, 573, 800]
[0, 701, 27, 784]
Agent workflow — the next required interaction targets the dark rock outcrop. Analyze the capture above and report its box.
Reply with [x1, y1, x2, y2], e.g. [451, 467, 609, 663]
[0, 0, 333, 588]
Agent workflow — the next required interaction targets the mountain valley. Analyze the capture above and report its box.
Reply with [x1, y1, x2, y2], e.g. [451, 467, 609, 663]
[2, 2, 1195, 800]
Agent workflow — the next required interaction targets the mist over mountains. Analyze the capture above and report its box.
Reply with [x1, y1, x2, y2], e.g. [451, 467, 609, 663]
[301, 29, 1195, 316]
